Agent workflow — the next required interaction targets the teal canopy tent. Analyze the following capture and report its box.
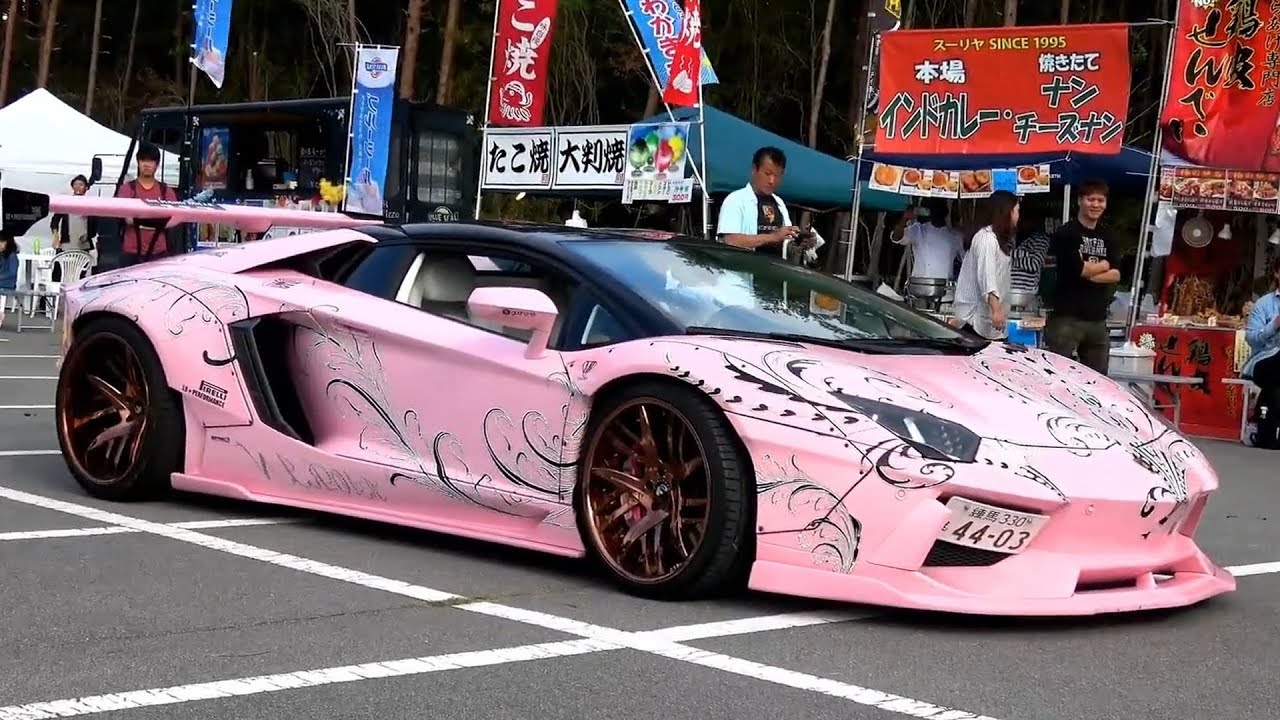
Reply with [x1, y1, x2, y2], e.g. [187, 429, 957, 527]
[639, 105, 906, 212]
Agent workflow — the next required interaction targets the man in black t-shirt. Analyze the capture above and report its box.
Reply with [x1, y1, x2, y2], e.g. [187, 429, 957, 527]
[1044, 178, 1120, 374]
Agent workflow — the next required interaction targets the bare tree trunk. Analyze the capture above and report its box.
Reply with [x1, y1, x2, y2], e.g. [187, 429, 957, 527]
[1003, 0, 1017, 26]
[844, 3, 869, 143]
[643, 85, 660, 117]
[807, 0, 836, 148]
[36, 0, 61, 88]
[964, 0, 979, 27]
[346, 0, 359, 86]
[117, 0, 140, 126]
[85, 0, 104, 113]
[1059, 0, 1069, 23]
[173, 0, 185, 97]
[399, 0, 427, 99]
[0, 0, 20, 105]
[434, 0, 461, 104]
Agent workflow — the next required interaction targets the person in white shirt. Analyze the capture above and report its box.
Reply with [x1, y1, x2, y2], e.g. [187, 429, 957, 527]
[891, 197, 963, 280]
[716, 146, 824, 264]
[951, 190, 1020, 340]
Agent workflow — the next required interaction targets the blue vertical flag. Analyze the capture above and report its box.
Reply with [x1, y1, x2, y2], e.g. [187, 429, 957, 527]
[344, 46, 400, 217]
[623, 0, 718, 88]
[191, 0, 233, 89]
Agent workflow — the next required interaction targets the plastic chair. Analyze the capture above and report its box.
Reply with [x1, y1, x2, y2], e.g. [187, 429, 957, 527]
[20, 250, 91, 331]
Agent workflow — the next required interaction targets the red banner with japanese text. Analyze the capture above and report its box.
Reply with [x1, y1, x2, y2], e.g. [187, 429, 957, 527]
[874, 23, 1132, 154]
[486, 0, 559, 127]
[662, 0, 704, 106]
[1160, 0, 1280, 171]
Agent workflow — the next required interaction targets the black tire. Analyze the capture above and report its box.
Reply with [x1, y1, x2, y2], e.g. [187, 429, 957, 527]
[55, 316, 185, 501]
[575, 380, 753, 600]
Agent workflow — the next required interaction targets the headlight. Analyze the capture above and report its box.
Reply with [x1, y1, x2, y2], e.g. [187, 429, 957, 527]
[835, 394, 981, 462]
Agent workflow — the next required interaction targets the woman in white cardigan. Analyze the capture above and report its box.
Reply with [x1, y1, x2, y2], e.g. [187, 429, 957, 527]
[950, 190, 1020, 340]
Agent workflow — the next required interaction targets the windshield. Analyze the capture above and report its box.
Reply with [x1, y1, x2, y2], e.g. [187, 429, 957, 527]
[562, 240, 973, 343]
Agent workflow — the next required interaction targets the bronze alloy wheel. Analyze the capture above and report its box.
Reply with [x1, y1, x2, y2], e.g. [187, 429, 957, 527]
[57, 332, 152, 485]
[581, 396, 712, 585]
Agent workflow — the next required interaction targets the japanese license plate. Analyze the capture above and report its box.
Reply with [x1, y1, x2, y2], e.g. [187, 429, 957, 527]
[937, 497, 1049, 555]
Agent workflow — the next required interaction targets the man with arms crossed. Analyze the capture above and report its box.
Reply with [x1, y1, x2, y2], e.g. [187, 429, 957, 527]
[1044, 178, 1120, 374]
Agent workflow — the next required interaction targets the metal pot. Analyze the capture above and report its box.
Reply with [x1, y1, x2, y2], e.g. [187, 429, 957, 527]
[1008, 290, 1039, 309]
[906, 276, 949, 299]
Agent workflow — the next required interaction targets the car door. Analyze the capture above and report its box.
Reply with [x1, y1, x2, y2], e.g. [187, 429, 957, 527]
[284, 239, 586, 527]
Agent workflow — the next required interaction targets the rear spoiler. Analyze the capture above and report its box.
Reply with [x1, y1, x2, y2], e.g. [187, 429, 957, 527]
[0, 188, 382, 237]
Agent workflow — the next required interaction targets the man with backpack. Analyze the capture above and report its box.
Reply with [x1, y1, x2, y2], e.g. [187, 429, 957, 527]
[113, 142, 179, 266]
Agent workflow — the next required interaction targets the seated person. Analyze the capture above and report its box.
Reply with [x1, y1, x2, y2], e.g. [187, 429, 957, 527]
[0, 234, 18, 291]
[1243, 257, 1280, 449]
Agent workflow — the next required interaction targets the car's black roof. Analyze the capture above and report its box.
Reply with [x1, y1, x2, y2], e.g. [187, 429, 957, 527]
[401, 220, 698, 244]
[364, 219, 724, 260]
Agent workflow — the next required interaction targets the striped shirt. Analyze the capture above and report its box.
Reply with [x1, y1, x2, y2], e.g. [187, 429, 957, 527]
[1010, 231, 1050, 293]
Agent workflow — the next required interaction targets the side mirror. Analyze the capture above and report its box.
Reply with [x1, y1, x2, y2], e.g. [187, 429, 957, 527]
[467, 286, 559, 359]
[90, 157, 104, 184]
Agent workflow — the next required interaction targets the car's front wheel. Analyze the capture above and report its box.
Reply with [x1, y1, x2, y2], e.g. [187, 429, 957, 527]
[55, 316, 184, 501]
[575, 381, 752, 600]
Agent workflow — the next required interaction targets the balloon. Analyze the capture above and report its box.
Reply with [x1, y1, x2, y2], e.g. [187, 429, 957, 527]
[655, 141, 673, 173]
[668, 135, 686, 163]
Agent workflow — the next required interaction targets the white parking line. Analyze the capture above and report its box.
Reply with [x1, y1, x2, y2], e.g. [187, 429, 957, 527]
[0, 450, 61, 457]
[0, 517, 298, 541]
[0, 405, 53, 409]
[0, 610, 958, 720]
[0, 354, 58, 359]
[0, 483, 999, 720]
[1225, 561, 1280, 577]
[0, 639, 616, 720]
[0, 375, 56, 380]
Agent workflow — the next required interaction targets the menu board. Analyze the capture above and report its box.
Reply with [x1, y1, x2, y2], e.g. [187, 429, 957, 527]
[297, 146, 327, 189]
[1159, 166, 1280, 213]
[868, 162, 1051, 198]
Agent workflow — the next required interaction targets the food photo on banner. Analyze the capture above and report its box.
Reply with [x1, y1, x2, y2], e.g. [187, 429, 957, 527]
[344, 46, 400, 217]
[487, 0, 559, 127]
[1128, 0, 1280, 446]
[874, 23, 1132, 155]
[622, 122, 694, 204]
[191, 0, 233, 88]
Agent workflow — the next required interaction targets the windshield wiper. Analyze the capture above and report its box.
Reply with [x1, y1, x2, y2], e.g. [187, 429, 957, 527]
[836, 336, 989, 355]
[683, 326, 869, 352]
[683, 327, 986, 355]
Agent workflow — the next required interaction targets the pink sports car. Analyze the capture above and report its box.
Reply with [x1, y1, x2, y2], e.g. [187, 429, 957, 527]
[20, 192, 1236, 616]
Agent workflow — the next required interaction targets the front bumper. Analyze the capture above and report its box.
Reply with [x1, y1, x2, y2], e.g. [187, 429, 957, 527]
[747, 536, 1236, 616]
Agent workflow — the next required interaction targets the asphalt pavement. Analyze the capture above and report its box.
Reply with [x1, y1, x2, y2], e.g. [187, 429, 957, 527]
[0, 320, 1276, 720]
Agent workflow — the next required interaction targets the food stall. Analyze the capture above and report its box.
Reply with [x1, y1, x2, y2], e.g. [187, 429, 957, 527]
[119, 96, 477, 247]
[1126, 165, 1278, 440]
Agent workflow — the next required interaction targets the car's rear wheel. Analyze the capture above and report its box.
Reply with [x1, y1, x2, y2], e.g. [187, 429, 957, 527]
[576, 381, 751, 600]
[56, 317, 184, 501]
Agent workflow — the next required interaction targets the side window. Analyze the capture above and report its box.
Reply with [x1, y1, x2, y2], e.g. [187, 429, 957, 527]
[337, 244, 419, 300]
[398, 248, 605, 347]
[578, 303, 628, 348]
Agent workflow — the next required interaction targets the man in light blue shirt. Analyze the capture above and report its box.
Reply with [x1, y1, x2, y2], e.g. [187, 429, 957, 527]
[716, 146, 823, 263]
[1243, 257, 1280, 448]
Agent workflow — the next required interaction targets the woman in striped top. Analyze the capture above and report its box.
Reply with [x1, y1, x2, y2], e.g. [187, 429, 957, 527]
[1009, 204, 1051, 298]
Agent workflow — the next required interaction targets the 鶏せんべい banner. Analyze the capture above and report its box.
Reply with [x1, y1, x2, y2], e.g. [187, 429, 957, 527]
[874, 23, 1132, 155]
[1160, 0, 1280, 172]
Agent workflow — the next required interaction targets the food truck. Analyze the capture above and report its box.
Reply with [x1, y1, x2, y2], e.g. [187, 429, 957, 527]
[107, 96, 477, 246]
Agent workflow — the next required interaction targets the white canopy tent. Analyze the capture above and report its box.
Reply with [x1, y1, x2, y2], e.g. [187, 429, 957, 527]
[0, 89, 180, 249]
